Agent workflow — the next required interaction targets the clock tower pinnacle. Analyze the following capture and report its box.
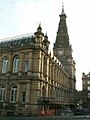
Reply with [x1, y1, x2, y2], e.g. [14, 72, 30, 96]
[53, 3, 76, 80]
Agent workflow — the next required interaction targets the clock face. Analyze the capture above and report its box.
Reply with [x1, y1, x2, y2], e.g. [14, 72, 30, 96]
[58, 50, 63, 55]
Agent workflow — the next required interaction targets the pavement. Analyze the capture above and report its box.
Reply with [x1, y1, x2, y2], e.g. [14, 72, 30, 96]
[0, 116, 90, 120]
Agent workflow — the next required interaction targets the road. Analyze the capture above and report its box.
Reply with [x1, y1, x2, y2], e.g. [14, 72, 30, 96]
[0, 116, 90, 120]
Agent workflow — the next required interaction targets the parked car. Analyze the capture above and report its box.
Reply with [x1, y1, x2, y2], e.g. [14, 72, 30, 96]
[73, 108, 89, 115]
[60, 109, 73, 116]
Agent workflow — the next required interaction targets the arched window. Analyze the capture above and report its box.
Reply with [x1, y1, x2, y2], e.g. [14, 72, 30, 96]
[13, 56, 20, 73]
[0, 86, 5, 102]
[24, 60, 29, 72]
[10, 86, 17, 103]
[42, 86, 46, 97]
[2, 57, 8, 73]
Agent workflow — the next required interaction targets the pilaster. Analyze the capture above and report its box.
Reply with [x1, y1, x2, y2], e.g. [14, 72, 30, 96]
[19, 51, 24, 72]
[8, 53, 12, 72]
[26, 83, 30, 103]
[0, 54, 2, 73]
[29, 51, 33, 72]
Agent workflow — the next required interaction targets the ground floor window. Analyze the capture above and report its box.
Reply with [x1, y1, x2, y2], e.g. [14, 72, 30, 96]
[10, 86, 17, 103]
[22, 91, 26, 103]
[0, 86, 5, 102]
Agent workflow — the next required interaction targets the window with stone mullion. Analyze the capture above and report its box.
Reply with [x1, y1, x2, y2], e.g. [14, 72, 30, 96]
[2, 57, 8, 73]
[22, 91, 26, 103]
[10, 87, 17, 102]
[0, 87, 5, 102]
[24, 60, 29, 72]
[13, 56, 20, 73]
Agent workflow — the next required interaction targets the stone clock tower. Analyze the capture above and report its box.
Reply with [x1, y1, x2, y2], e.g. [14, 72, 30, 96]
[53, 4, 76, 91]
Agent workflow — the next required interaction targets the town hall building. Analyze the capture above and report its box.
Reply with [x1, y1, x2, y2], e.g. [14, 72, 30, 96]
[0, 5, 76, 116]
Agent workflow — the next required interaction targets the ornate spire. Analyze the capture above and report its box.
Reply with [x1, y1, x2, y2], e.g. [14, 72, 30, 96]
[37, 23, 42, 32]
[44, 32, 50, 44]
[61, 1, 65, 15]
[44, 32, 48, 39]
[34, 23, 44, 36]
[54, 0, 69, 49]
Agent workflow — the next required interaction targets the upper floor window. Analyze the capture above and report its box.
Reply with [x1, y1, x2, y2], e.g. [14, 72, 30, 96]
[88, 86, 90, 91]
[0, 86, 5, 102]
[22, 91, 26, 103]
[2, 57, 8, 73]
[42, 86, 46, 97]
[10, 86, 17, 103]
[88, 80, 90, 84]
[24, 60, 29, 72]
[88, 93, 90, 98]
[13, 56, 20, 73]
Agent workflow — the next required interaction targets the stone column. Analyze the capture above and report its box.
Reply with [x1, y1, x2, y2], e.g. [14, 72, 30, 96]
[16, 84, 20, 113]
[41, 53, 44, 78]
[51, 64, 53, 80]
[28, 51, 33, 72]
[8, 53, 12, 72]
[5, 82, 10, 109]
[26, 83, 30, 104]
[61, 71, 64, 86]
[0, 54, 2, 73]
[49, 61, 52, 83]
[19, 52, 24, 72]
[17, 84, 20, 103]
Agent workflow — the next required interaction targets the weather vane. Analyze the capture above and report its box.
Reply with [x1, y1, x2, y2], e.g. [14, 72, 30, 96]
[62, 0, 65, 14]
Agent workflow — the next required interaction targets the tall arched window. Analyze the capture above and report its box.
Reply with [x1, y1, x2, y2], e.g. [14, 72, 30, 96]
[10, 86, 17, 103]
[42, 86, 46, 97]
[0, 86, 5, 102]
[13, 56, 20, 73]
[2, 57, 8, 73]
[24, 60, 29, 72]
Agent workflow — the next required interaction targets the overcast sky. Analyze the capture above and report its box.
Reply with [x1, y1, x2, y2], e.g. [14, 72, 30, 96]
[0, 0, 90, 90]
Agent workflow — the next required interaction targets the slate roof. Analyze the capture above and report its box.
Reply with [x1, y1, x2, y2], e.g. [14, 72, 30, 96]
[0, 34, 34, 49]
